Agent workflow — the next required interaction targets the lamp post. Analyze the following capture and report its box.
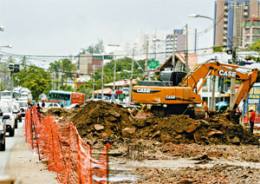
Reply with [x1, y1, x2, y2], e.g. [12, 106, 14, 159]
[129, 46, 136, 104]
[189, 14, 214, 21]
[101, 53, 104, 100]
[0, 45, 12, 49]
[189, 14, 214, 50]
[189, 13, 215, 111]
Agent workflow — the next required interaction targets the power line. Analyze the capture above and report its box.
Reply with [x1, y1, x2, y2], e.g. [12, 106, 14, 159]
[0, 46, 222, 60]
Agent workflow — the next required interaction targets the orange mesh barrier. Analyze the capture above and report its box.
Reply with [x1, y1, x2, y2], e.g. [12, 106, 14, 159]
[24, 107, 110, 184]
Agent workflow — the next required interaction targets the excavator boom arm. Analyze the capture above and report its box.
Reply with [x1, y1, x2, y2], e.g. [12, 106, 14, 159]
[180, 61, 258, 110]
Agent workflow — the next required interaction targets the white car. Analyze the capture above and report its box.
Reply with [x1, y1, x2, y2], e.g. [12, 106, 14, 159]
[65, 103, 80, 110]
[0, 101, 19, 137]
[44, 102, 61, 108]
[17, 101, 28, 118]
[0, 116, 6, 151]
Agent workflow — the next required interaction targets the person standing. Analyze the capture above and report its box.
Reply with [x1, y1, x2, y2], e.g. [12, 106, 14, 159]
[249, 109, 256, 134]
[203, 101, 209, 118]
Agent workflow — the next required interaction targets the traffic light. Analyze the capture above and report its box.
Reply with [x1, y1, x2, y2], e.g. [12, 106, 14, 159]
[226, 49, 232, 55]
[8, 64, 20, 73]
[14, 64, 20, 72]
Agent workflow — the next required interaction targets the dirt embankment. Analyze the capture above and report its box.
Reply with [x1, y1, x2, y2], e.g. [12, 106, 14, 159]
[52, 101, 259, 146]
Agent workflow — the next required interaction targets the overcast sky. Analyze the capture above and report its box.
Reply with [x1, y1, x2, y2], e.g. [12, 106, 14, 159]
[0, 0, 214, 55]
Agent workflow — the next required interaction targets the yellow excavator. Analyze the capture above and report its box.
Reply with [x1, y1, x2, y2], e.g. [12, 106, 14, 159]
[132, 60, 259, 116]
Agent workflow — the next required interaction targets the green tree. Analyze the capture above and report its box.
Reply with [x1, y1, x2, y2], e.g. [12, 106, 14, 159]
[88, 57, 145, 90]
[85, 40, 104, 54]
[247, 40, 260, 62]
[76, 83, 93, 98]
[213, 46, 224, 53]
[49, 59, 76, 89]
[249, 39, 260, 52]
[13, 65, 51, 100]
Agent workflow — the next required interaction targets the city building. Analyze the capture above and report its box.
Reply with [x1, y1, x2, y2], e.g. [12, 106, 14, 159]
[214, 0, 260, 48]
[242, 18, 260, 47]
[78, 52, 103, 76]
[165, 29, 187, 59]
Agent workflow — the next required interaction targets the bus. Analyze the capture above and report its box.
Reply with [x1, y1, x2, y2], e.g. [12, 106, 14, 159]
[48, 90, 85, 107]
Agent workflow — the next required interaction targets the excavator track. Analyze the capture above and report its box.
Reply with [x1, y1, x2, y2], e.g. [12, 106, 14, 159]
[151, 104, 195, 118]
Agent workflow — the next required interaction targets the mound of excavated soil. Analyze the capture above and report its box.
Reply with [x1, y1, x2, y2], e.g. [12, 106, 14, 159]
[70, 101, 133, 142]
[66, 101, 258, 145]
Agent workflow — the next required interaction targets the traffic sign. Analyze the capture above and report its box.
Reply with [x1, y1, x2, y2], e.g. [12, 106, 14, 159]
[148, 59, 160, 70]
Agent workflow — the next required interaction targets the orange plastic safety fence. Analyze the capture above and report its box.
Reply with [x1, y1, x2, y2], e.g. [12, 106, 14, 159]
[24, 107, 110, 184]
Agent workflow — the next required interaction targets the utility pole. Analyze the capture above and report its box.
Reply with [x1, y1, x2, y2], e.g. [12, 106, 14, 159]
[194, 28, 197, 53]
[185, 24, 189, 72]
[211, 76, 216, 111]
[144, 38, 150, 80]
[107, 44, 120, 102]
[101, 54, 104, 100]
[129, 47, 135, 104]
[172, 29, 176, 70]
[144, 36, 149, 73]
[229, 47, 237, 110]
[92, 65, 96, 99]
[226, 0, 237, 110]
[112, 57, 117, 102]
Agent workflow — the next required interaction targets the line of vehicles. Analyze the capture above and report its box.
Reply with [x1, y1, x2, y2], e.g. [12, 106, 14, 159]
[0, 88, 31, 151]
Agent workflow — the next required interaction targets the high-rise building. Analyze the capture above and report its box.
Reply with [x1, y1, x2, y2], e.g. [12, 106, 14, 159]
[214, 0, 260, 48]
[165, 29, 186, 59]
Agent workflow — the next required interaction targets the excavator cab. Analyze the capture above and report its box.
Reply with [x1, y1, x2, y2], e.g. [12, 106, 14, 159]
[160, 70, 187, 86]
[138, 69, 187, 87]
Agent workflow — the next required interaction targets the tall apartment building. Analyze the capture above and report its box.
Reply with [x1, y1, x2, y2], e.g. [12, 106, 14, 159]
[214, 0, 260, 48]
[165, 29, 187, 59]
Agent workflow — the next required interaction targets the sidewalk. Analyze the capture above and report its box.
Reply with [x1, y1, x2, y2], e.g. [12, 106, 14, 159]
[4, 123, 57, 184]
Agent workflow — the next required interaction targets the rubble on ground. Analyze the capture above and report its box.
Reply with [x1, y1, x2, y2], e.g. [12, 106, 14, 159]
[48, 101, 260, 184]
[132, 165, 260, 184]
[58, 101, 259, 145]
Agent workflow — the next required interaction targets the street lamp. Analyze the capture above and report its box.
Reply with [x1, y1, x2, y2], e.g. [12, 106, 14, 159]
[189, 13, 215, 111]
[189, 14, 214, 21]
[0, 45, 12, 49]
[0, 26, 4, 32]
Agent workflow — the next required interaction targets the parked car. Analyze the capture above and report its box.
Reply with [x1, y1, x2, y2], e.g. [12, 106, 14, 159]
[0, 101, 18, 136]
[44, 102, 61, 108]
[17, 101, 28, 119]
[65, 103, 80, 110]
[0, 112, 6, 151]
[216, 101, 229, 112]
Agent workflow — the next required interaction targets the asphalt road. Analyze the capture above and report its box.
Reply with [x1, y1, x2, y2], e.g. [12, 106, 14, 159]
[0, 121, 21, 175]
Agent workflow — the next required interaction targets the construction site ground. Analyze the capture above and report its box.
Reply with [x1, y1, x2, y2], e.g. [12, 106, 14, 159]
[46, 101, 260, 184]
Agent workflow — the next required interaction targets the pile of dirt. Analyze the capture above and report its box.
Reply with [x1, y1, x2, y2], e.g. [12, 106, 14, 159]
[66, 101, 258, 145]
[70, 101, 133, 142]
[135, 114, 258, 145]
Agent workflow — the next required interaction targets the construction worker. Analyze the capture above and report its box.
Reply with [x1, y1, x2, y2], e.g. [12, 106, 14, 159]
[203, 101, 209, 118]
[249, 109, 256, 134]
